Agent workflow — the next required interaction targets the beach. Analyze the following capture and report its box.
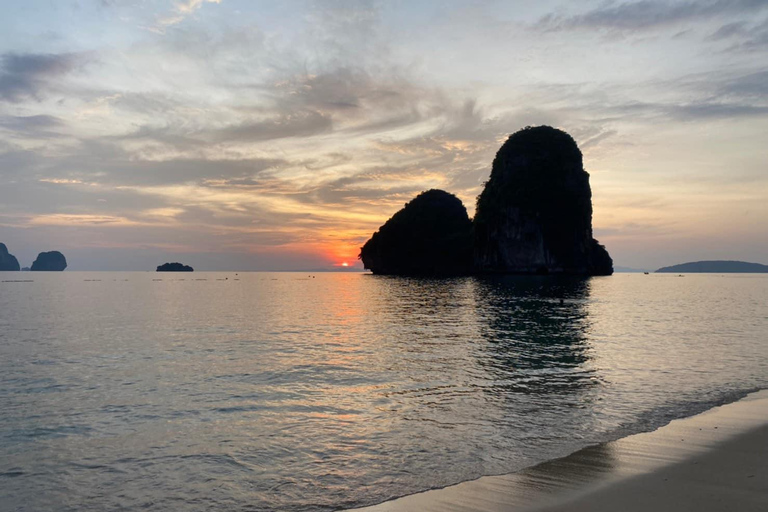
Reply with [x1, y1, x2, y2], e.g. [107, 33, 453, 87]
[349, 389, 768, 512]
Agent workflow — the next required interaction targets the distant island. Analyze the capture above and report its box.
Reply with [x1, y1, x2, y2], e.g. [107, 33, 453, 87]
[359, 126, 613, 276]
[157, 262, 194, 272]
[656, 261, 768, 273]
[0, 243, 20, 271]
[31, 251, 67, 271]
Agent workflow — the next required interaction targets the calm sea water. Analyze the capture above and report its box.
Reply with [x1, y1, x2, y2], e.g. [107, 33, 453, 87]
[1, 272, 766, 511]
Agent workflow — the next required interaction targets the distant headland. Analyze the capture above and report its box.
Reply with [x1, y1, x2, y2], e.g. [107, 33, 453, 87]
[656, 261, 768, 273]
[157, 262, 194, 272]
[360, 126, 613, 276]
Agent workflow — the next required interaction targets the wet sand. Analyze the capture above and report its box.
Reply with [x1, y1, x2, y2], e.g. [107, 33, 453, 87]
[349, 390, 768, 512]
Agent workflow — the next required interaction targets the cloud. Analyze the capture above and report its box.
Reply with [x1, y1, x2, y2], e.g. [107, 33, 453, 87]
[156, 0, 223, 29]
[28, 213, 144, 227]
[0, 52, 85, 102]
[0, 115, 65, 139]
[718, 70, 768, 99]
[212, 110, 334, 142]
[708, 18, 768, 51]
[539, 0, 768, 32]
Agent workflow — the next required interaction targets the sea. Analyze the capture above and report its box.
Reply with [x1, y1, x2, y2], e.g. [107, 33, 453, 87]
[1, 272, 766, 511]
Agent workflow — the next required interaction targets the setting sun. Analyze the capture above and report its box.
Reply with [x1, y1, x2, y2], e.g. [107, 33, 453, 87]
[341, 262, 349, 267]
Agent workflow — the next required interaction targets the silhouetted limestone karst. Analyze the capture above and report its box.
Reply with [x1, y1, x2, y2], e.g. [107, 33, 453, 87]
[360, 189, 472, 276]
[30, 251, 67, 271]
[0, 243, 20, 271]
[157, 262, 194, 272]
[473, 126, 612, 275]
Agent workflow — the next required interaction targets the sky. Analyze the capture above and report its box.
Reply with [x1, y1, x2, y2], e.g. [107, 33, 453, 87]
[0, 0, 767, 271]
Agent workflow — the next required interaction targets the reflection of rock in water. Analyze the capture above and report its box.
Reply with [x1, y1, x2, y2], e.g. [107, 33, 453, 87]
[473, 276, 597, 394]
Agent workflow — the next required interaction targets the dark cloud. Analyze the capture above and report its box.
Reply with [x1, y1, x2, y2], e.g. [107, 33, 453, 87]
[0, 52, 86, 102]
[539, 0, 768, 32]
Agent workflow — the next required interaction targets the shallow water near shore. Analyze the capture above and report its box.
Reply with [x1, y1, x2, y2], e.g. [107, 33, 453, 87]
[1, 272, 767, 511]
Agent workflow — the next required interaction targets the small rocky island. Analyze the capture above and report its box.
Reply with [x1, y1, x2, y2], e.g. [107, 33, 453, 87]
[30, 251, 67, 271]
[360, 126, 613, 276]
[157, 262, 194, 272]
[656, 261, 768, 273]
[0, 243, 20, 271]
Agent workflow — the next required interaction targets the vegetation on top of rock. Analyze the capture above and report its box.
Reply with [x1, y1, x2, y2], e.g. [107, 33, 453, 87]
[157, 262, 194, 272]
[30, 251, 67, 271]
[0, 243, 20, 271]
[359, 189, 472, 276]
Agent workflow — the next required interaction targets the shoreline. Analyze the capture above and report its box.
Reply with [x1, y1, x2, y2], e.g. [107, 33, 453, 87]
[348, 389, 768, 512]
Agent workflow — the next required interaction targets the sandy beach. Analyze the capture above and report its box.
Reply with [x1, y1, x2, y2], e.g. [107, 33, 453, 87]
[349, 389, 768, 512]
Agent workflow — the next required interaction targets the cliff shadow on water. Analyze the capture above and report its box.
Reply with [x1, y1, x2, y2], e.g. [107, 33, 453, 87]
[471, 275, 599, 395]
[362, 273, 599, 398]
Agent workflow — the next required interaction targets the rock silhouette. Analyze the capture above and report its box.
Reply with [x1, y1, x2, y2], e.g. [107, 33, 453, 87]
[473, 126, 612, 275]
[359, 189, 472, 276]
[31, 251, 67, 271]
[656, 260, 768, 273]
[360, 126, 613, 276]
[157, 262, 194, 272]
[0, 243, 20, 271]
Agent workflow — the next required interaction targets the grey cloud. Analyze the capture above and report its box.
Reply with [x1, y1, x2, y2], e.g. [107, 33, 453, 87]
[708, 21, 749, 40]
[0, 136, 285, 188]
[116, 109, 334, 149]
[0, 115, 66, 139]
[539, 0, 768, 32]
[79, 155, 285, 187]
[728, 19, 768, 50]
[718, 70, 768, 98]
[0, 179, 172, 219]
[213, 110, 333, 142]
[306, 175, 427, 207]
[0, 52, 85, 102]
[0, 115, 62, 129]
[266, 67, 446, 137]
[704, 17, 768, 50]
[668, 102, 768, 119]
[273, 68, 419, 112]
[596, 98, 768, 121]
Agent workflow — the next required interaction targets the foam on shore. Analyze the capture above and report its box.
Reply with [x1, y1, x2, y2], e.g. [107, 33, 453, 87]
[348, 389, 768, 512]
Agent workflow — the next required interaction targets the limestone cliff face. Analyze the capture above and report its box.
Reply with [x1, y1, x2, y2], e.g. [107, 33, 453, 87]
[473, 126, 612, 275]
[360, 189, 472, 276]
[0, 243, 20, 271]
[30, 251, 67, 271]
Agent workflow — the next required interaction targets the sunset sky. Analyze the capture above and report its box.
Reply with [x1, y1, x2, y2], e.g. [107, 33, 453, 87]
[1, 0, 766, 271]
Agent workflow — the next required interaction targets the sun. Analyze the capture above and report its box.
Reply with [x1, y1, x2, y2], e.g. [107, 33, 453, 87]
[341, 262, 349, 267]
